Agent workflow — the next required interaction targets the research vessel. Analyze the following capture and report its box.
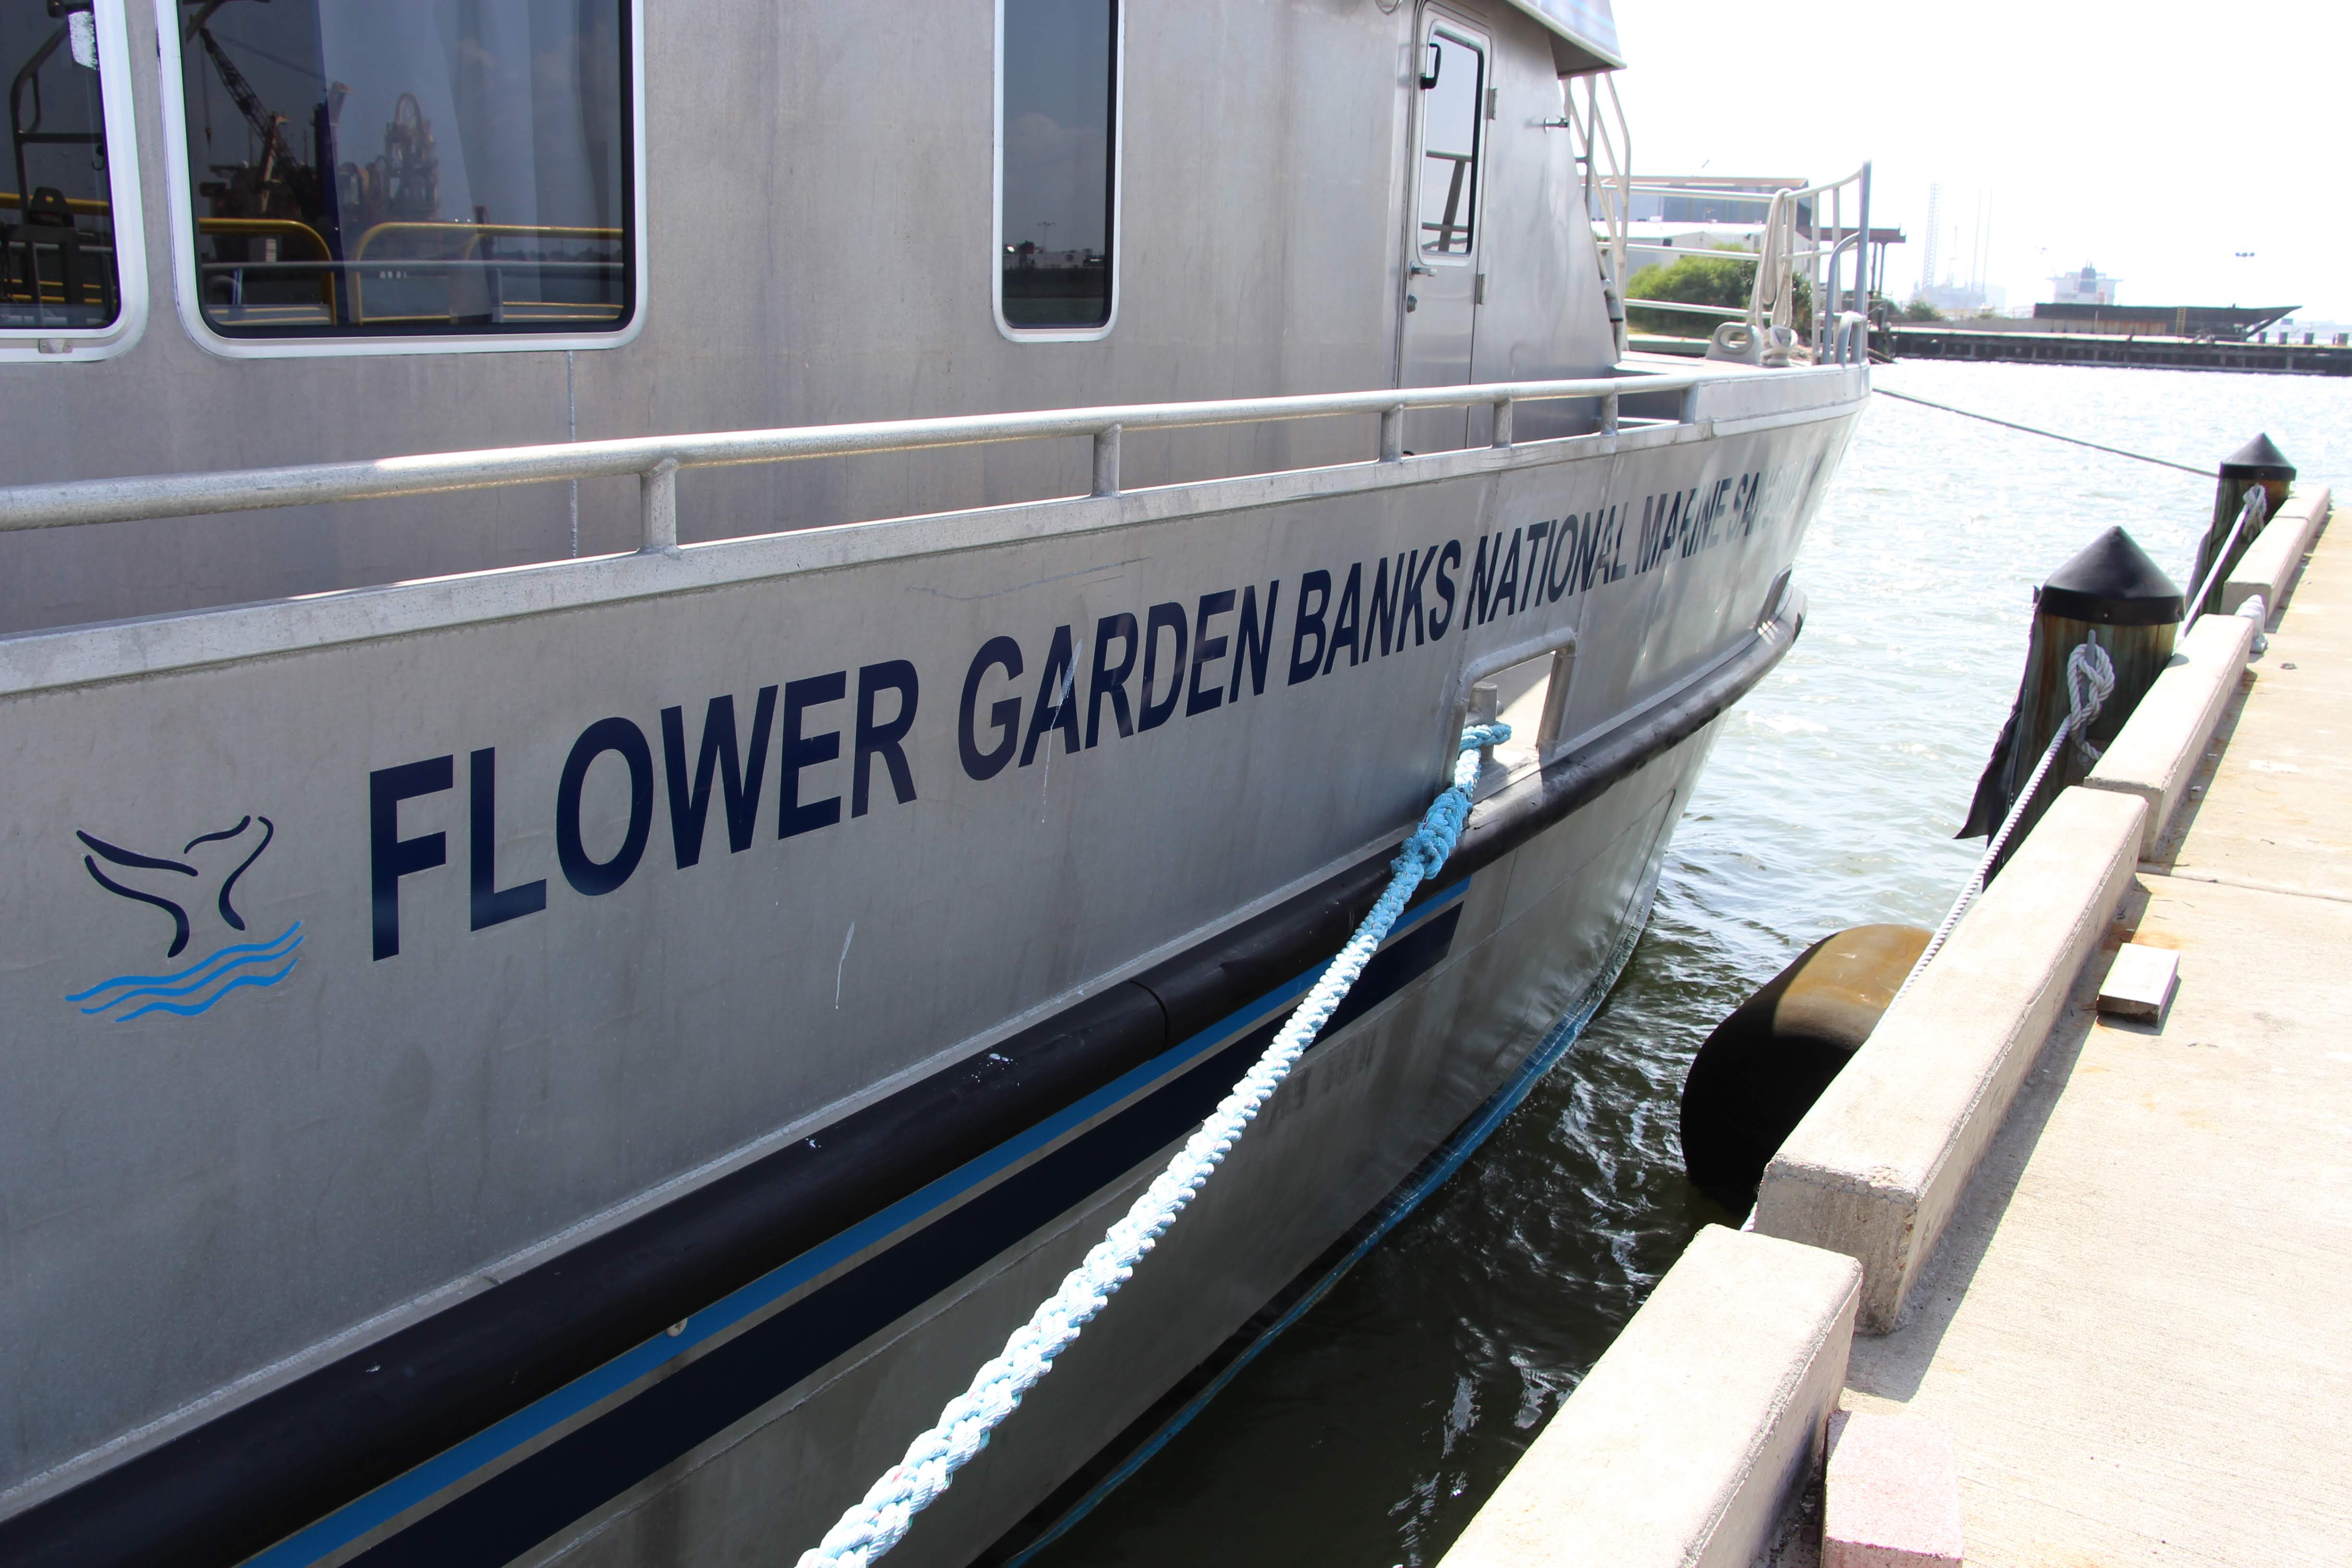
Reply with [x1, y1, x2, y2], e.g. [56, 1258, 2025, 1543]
[0, 0, 1869, 1563]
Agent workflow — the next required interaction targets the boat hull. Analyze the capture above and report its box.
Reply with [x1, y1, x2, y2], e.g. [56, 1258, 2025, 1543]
[0, 368, 1860, 1566]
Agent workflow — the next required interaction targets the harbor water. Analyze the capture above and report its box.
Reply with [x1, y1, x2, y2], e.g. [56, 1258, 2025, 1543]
[1021, 362, 2352, 1568]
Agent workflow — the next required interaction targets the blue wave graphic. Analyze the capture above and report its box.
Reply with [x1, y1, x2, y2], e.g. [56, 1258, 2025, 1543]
[112, 960, 301, 1021]
[70, 922, 304, 1022]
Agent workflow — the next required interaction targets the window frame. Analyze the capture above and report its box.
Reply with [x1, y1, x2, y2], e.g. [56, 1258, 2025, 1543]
[991, 0, 1124, 344]
[0, 0, 150, 363]
[149, 0, 648, 360]
[1411, 12, 1488, 271]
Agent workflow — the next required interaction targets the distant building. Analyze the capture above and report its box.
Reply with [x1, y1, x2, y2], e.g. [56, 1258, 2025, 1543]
[2257, 314, 2347, 345]
[2028, 302, 2294, 340]
[1622, 175, 1902, 296]
[2049, 265, 2120, 306]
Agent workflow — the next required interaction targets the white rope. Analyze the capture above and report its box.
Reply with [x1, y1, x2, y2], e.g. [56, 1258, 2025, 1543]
[1892, 642, 2114, 1006]
[797, 724, 1513, 1568]
[2183, 484, 2269, 633]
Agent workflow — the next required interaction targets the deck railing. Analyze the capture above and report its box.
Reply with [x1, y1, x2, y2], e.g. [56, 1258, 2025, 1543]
[0, 369, 1751, 554]
[1607, 164, 1875, 365]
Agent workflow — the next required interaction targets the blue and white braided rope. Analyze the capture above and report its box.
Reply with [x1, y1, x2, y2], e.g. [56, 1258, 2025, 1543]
[798, 723, 1511, 1568]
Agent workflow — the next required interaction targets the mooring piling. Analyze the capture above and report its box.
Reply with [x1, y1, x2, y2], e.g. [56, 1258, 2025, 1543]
[2191, 434, 2295, 617]
[1959, 526, 2181, 858]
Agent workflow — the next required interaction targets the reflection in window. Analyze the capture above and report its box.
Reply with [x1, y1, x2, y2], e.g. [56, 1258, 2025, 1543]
[3, 0, 121, 329]
[174, 0, 631, 339]
[1417, 29, 1482, 258]
[1000, 0, 1115, 331]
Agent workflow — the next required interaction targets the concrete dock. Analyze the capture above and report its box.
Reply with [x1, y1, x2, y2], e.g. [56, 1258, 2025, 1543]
[1840, 515, 2352, 1559]
[1439, 487, 2345, 1567]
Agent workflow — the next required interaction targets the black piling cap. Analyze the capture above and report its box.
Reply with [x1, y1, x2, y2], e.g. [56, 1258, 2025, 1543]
[2220, 433, 2296, 482]
[2037, 526, 2183, 625]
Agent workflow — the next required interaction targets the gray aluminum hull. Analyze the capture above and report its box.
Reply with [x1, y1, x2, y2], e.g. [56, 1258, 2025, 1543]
[0, 367, 1860, 1567]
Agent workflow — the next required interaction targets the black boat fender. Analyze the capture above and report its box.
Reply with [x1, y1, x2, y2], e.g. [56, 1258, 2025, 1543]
[1678, 924, 1929, 1215]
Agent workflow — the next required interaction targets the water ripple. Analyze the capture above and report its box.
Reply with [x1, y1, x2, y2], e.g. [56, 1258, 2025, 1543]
[1024, 364, 2352, 1568]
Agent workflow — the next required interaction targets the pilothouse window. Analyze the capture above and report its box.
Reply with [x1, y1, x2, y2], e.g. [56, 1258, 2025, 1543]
[1416, 27, 1483, 259]
[170, 0, 632, 340]
[997, 0, 1117, 334]
[3, 0, 122, 330]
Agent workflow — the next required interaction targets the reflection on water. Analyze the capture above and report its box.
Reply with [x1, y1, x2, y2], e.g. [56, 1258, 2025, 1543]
[1022, 363, 2352, 1568]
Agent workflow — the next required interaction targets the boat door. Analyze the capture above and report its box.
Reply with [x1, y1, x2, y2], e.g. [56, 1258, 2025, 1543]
[1397, 8, 1490, 452]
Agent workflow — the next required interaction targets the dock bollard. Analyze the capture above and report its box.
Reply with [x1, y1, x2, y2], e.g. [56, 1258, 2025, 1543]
[1958, 527, 2181, 863]
[2190, 435, 2295, 618]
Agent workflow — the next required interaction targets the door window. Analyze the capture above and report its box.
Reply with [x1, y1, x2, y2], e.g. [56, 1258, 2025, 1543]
[1416, 25, 1483, 260]
[166, 0, 634, 344]
[997, 0, 1118, 336]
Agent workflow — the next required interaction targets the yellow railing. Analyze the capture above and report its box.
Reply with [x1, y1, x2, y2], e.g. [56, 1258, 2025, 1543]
[0, 190, 110, 217]
[350, 220, 624, 260]
[349, 221, 623, 320]
[196, 217, 338, 316]
[183, 219, 624, 325]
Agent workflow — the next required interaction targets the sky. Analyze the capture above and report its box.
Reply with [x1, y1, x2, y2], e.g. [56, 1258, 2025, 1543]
[1609, 0, 2351, 321]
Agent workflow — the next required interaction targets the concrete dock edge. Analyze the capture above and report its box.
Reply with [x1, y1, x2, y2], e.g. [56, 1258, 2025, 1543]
[1752, 786, 2146, 1333]
[1436, 1227, 1859, 1568]
[2221, 483, 2330, 620]
[2082, 612, 2256, 856]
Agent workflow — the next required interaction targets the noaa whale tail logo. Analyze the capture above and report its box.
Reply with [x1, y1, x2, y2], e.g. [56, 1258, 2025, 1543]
[69, 815, 302, 1022]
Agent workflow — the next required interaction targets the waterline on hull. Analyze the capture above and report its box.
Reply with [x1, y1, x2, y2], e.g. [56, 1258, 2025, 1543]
[993, 878, 1660, 1568]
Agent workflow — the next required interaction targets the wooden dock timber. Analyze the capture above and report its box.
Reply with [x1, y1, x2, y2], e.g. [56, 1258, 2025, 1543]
[1889, 326, 2352, 376]
[1438, 489, 2344, 1567]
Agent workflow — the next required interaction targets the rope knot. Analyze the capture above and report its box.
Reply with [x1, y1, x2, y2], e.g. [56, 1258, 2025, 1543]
[2063, 641, 2116, 767]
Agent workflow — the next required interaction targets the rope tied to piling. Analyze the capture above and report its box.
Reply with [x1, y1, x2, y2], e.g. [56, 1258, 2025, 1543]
[1873, 388, 2215, 477]
[1894, 642, 2115, 1005]
[2063, 640, 2117, 768]
[2183, 484, 2271, 632]
[797, 723, 1512, 1568]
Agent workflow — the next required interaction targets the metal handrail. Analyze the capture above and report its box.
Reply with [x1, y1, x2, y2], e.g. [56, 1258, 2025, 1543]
[1745, 163, 1870, 359]
[1624, 297, 1746, 319]
[1565, 73, 1632, 357]
[0, 370, 1736, 545]
[1625, 185, 1778, 205]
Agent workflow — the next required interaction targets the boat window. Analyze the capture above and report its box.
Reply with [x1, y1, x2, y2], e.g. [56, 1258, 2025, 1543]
[1416, 26, 1483, 260]
[167, 0, 633, 342]
[997, 0, 1117, 335]
[3, 0, 129, 338]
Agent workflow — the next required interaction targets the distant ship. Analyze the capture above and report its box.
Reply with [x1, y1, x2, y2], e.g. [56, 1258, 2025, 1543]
[0, 2, 1868, 1565]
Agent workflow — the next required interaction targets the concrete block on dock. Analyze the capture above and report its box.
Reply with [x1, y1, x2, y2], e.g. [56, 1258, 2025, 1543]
[2222, 483, 2331, 621]
[2084, 611, 2256, 856]
[1436, 1227, 1859, 1568]
[1754, 787, 2146, 1333]
[1822, 1412, 1964, 1568]
[2095, 941, 2178, 1022]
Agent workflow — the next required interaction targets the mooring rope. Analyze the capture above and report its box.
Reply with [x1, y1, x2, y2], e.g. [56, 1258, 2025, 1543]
[797, 723, 1512, 1568]
[1874, 388, 2213, 477]
[2182, 484, 2270, 632]
[1891, 643, 2115, 1006]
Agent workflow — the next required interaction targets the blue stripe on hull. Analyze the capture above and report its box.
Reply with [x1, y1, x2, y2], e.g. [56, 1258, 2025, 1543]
[250, 885, 1469, 1568]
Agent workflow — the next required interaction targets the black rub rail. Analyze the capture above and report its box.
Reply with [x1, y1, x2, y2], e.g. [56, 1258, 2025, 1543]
[0, 597, 1802, 1568]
